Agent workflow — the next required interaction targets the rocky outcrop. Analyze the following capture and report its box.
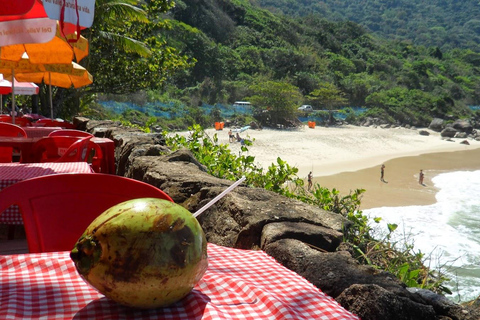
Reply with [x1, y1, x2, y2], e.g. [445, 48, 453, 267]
[452, 119, 473, 134]
[429, 118, 444, 132]
[77, 117, 480, 320]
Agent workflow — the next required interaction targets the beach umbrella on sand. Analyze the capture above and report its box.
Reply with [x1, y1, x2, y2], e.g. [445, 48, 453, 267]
[233, 126, 251, 133]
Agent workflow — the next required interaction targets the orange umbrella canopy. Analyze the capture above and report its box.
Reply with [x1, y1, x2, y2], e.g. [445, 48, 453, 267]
[15, 62, 93, 89]
[0, 25, 89, 64]
[0, 55, 93, 89]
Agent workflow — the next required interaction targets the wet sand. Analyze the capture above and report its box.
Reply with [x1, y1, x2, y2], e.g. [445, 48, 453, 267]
[314, 148, 480, 209]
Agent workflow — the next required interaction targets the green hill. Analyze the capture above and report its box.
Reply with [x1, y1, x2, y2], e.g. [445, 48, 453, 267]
[256, 0, 480, 52]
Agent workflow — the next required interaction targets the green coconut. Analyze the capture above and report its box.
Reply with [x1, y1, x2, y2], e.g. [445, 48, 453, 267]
[70, 198, 208, 309]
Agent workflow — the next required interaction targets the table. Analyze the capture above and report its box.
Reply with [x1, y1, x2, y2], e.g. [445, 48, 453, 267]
[91, 137, 115, 174]
[0, 162, 94, 225]
[23, 126, 62, 138]
[0, 243, 359, 320]
[0, 136, 39, 163]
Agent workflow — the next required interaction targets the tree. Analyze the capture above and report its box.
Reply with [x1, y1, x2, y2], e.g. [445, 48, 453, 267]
[307, 82, 347, 123]
[55, 0, 193, 118]
[247, 80, 302, 127]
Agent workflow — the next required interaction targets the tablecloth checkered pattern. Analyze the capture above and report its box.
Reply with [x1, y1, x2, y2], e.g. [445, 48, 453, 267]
[0, 243, 360, 320]
[0, 162, 94, 225]
[23, 127, 61, 138]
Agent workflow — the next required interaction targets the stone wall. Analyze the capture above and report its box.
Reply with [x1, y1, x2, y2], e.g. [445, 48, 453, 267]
[77, 117, 480, 320]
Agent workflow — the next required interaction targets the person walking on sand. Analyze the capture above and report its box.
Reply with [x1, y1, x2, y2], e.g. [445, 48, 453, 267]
[419, 169, 425, 185]
[380, 164, 386, 182]
[228, 129, 234, 143]
[307, 171, 313, 191]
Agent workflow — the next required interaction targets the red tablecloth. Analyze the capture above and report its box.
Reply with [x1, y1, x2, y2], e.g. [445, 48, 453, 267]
[0, 243, 359, 320]
[0, 162, 94, 225]
[23, 127, 62, 138]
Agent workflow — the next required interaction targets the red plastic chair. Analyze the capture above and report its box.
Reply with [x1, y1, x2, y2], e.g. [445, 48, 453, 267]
[35, 118, 76, 129]
[14, 117, 32, 127]
[0, 122, 27, 162]
[31, 136, 90, 163]
[0, 173, 173, 253]
[48, 129, 94, 138]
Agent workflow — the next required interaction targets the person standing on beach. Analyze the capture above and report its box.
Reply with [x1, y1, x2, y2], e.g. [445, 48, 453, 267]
[419, 169, 425, 185]
[380, 164, 386, 182]
[307, 171, 313, 191]
[228, 129, 234, 142]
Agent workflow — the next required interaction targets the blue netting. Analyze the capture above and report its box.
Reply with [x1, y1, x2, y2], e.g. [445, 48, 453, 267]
[99, 101, 253, 119]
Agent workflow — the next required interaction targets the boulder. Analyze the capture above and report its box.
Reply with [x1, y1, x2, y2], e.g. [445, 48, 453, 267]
[337, 284, 436, 320]
[429, 118, 444, 132]
[419, 130, 430, 136]
[441, 127, 457, 138]
[452, 119, 473, 134]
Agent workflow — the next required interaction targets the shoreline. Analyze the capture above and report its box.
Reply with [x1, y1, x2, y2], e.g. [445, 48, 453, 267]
[313, 147, 480, 210]
[197, 126, 480, 209]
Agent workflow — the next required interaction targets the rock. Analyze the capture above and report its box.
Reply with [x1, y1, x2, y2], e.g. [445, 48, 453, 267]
[441, 127, 458, 138]
[419, 130, 430, 136]
[260, 221, 343, 252]
[460, 140, 470, 145]
[337, 284, 436, 320]
[429, 118, 444, 132]
[263, 239, 412, 300]
[455, 132, 468, 139]
[408, 288, 480, 320]
[452, 120, 473, 134]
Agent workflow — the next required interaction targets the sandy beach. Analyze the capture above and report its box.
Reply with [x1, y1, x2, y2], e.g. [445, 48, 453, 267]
[198, 125, 480, 209]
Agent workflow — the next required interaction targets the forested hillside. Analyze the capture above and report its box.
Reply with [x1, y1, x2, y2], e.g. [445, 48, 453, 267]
[256, 0, 480, 52]
[155, 0, 480, 126]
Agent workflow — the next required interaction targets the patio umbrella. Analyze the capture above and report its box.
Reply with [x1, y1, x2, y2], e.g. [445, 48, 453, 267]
[0, 0, 36, 16]
[0, 0, 94, 44]
[0, 24, 89, 64]
[0, 74, 39, 113]
[0, 54, 93, 120]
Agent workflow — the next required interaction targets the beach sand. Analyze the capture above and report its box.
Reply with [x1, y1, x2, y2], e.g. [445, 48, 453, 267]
[198, 125, 480, 209]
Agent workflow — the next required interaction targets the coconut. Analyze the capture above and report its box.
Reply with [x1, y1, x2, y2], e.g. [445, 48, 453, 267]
[70, 198, 208, 309]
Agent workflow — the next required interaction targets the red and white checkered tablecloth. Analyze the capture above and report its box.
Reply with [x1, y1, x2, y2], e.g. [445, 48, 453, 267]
[0, 243, 359, 320]
[0, 162, 94, 225]
[23, 127, 62, 138]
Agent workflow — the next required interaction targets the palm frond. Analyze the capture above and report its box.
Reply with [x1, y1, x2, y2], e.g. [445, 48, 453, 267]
[96, 0, 149, 24]
[99, 31, 152, 57]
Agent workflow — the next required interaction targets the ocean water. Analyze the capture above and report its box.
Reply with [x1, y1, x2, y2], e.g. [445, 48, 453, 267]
[364, 170, 480, 303]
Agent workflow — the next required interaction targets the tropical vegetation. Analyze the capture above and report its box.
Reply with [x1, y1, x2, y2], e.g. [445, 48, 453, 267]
[11, 0, 479, 130]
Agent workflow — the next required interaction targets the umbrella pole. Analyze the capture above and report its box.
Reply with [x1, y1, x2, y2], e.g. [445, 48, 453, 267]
[11, 68, 15, 125]
[49, 72, 53, 120]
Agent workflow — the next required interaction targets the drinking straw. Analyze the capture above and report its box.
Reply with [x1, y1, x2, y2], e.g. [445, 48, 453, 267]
[193, 176, 246, 218]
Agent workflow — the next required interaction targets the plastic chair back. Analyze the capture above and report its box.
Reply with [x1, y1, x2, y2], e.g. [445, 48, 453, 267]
[35, 118, 76, 129]
[0, 122, 27, 162]
[31, 136, 88, 162]
[13, 117, 32, 127]
[48, 129, 94, 138]
[57, 137, 92, 162]
[0, 173, 174, 253]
